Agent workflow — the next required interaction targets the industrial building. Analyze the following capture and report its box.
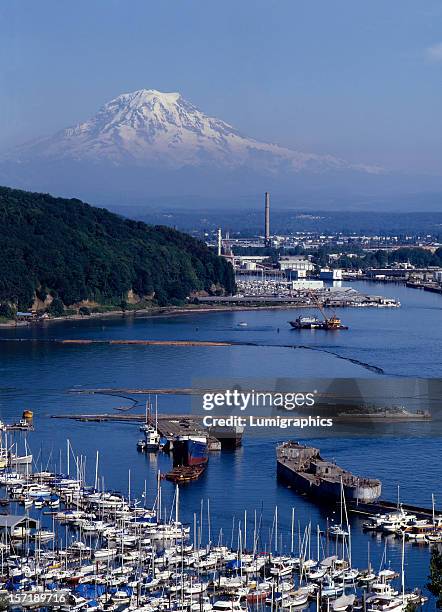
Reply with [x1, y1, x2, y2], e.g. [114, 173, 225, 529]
[278, 256, 315, 273]
[235, 256, 269, 271]
[289, 269, 307, 279]
[320, 268, 343, 281]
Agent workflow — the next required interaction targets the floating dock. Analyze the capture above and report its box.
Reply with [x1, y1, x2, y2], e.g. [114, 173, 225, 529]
[2, 338, 232, 347]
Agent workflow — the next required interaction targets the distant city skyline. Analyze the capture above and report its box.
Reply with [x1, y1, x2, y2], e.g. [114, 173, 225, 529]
[1, 0, 442, 176]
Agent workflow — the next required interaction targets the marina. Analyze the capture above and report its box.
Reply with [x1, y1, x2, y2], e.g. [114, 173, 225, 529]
[199, 281, 401, 310]
[0, 282, 439, 608]
[0, 439, 431, 611]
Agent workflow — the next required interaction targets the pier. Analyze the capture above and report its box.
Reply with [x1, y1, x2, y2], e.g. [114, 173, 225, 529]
[348, 499, 440, 520]
[51, 413, 235, 450]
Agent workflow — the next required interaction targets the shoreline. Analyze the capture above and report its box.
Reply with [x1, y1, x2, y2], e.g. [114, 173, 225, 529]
[0, 302, 319, 329]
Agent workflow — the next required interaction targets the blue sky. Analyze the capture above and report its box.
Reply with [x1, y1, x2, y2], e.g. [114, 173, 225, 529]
[1, 0, 441, 173]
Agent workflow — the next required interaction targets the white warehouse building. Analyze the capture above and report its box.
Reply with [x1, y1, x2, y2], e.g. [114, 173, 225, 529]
[289, 280, 324, 290]
[279, 256, 315, 272]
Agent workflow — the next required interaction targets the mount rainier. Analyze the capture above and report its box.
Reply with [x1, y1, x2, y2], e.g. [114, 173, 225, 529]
[0, 89, 385, 203]
[8, 89, 380, 173]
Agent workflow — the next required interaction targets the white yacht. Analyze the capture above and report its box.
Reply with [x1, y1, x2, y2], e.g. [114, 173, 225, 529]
[143, 425, 161, 451]
[140, 397, 161, 451]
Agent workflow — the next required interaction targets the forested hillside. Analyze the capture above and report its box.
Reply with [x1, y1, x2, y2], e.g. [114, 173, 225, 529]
[0, 186, 235, 314]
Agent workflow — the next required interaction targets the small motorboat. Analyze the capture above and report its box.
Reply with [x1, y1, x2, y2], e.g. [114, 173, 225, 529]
[329, 524, 349, 537]
[332, 594, 356, 611]
[34, 496, 46, 509]
[426, 532, 442, 543]
[33, 529, 55, 542]
[49, 494, 60, 508]
[136, 439, 147, 451]
[20, 496, 33, 508]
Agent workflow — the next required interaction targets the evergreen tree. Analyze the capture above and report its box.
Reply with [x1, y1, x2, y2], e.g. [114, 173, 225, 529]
[0, 186, 235, 310]
[428, 547, 442, 608]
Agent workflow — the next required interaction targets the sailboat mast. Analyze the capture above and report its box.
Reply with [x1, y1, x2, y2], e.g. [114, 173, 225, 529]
[317, 524, 320, 561]
[275, 506, 278, 554]
[401, 530, 405, 602]
[175, 484, 179, 524]
[94, 450, 99, 490]
[207, 499, 211, 546]
[291, 507, 295, 554]
[348, 524, 352, 567]
[432, 493, 436, 525]
[244, 509, 247, 552]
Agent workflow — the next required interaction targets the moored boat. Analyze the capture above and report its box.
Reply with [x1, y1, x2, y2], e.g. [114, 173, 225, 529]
[173, 435, 208, 467]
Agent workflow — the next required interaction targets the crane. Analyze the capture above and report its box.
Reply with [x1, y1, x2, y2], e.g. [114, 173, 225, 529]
[307, 290, 347, 330]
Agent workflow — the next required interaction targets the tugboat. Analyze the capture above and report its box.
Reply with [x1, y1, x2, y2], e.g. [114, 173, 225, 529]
[322, 315, 348, 330]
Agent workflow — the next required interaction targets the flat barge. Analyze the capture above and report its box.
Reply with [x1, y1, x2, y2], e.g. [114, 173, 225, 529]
[277, 441, 381, 503]
[164, 464, 207, 483]
[333, 408, 431, 423]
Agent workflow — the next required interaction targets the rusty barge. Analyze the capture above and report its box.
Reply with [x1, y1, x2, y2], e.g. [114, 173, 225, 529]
[277, 441, 381, 504]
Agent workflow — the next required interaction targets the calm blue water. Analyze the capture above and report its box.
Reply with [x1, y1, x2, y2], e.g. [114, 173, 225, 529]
[0, 281, 440, 606]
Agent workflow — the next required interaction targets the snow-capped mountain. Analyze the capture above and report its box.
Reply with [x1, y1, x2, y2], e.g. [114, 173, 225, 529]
[0, 88, 398, 206]
[8, 89, 380, 175]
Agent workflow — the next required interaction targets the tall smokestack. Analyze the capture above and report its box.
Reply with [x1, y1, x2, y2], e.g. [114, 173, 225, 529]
[264, 192, 270, 246]
[217, 227, 222, 257]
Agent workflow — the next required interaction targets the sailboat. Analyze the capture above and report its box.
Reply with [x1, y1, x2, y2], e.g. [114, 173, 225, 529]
[0, 432, 33, 468]
[329, 478, 349, 537]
